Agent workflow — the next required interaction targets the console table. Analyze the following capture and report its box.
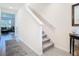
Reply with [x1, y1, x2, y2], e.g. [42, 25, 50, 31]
[69, 33, 79, 56]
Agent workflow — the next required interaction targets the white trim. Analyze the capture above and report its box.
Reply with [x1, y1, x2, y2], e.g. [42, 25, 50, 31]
[15, 33, 41, 55]
[21, 37, 43, 56]
[15, 26, 43, 55]
[24, 4, 44, 26]
[55, 44, 69, 53]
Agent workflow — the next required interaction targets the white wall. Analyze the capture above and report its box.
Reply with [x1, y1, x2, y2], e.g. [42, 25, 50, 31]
[30, 3, 72, 52]
[15, 6, 42, 55]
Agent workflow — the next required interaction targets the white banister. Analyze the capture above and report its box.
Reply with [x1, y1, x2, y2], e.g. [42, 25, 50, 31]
[27, 6, 55, 42]
[28, 6, 55, 30]
[25, 4, 44, 26]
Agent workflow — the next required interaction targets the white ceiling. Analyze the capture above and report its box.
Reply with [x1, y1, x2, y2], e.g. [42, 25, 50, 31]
[0, 3, 25, 11]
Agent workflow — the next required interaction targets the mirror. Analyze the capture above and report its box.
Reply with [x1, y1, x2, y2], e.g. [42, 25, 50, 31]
[72, 3, 79, 26]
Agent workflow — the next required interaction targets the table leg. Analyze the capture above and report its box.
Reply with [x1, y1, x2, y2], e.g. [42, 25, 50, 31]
[70, 37, 72, 54]
[72, 38, 74, 56]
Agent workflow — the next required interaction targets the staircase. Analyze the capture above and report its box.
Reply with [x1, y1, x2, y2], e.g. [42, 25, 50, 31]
[25, 6, 55, 54]
[42, 31, 54, 52]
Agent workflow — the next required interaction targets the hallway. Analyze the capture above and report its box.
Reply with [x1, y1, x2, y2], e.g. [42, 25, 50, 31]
[0, 3, 74, 56]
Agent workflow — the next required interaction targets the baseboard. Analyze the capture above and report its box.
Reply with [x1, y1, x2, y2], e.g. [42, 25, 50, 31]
[21, 40, 43, 55]
[55, 44, 69, 53]
[16, 36, 42, 56]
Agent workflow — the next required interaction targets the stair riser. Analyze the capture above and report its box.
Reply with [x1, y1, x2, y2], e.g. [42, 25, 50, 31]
[42, 35, 47, 38]
[42, 31, 54, 53]
[42, 32, 45, 34]
[43, 44, 54, 52]
[42, 39, 50, 44]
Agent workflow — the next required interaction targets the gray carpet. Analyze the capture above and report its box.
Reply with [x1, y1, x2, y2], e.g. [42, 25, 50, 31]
[43, 47, 71, 56]
[6, 39, 37, 56]
[5, 39, 71, 56]
[6, 40, 27, 56]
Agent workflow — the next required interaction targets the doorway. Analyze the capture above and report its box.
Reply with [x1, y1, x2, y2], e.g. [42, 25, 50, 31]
[0, 9, 15, 55]
[1, 9, 15, 40]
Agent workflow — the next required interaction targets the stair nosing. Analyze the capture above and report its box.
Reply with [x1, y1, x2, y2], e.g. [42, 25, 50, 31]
[43, 42, 54, 49]
[42, 34, 47, 38]
[42, 38, 50, 43]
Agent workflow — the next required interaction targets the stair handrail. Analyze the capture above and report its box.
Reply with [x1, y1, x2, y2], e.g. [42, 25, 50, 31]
[25, 5, 44, 26]
[28, 6, 55, 30]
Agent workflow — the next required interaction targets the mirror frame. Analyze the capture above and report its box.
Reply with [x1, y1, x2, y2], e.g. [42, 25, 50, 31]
[72, 3, 79, 26]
